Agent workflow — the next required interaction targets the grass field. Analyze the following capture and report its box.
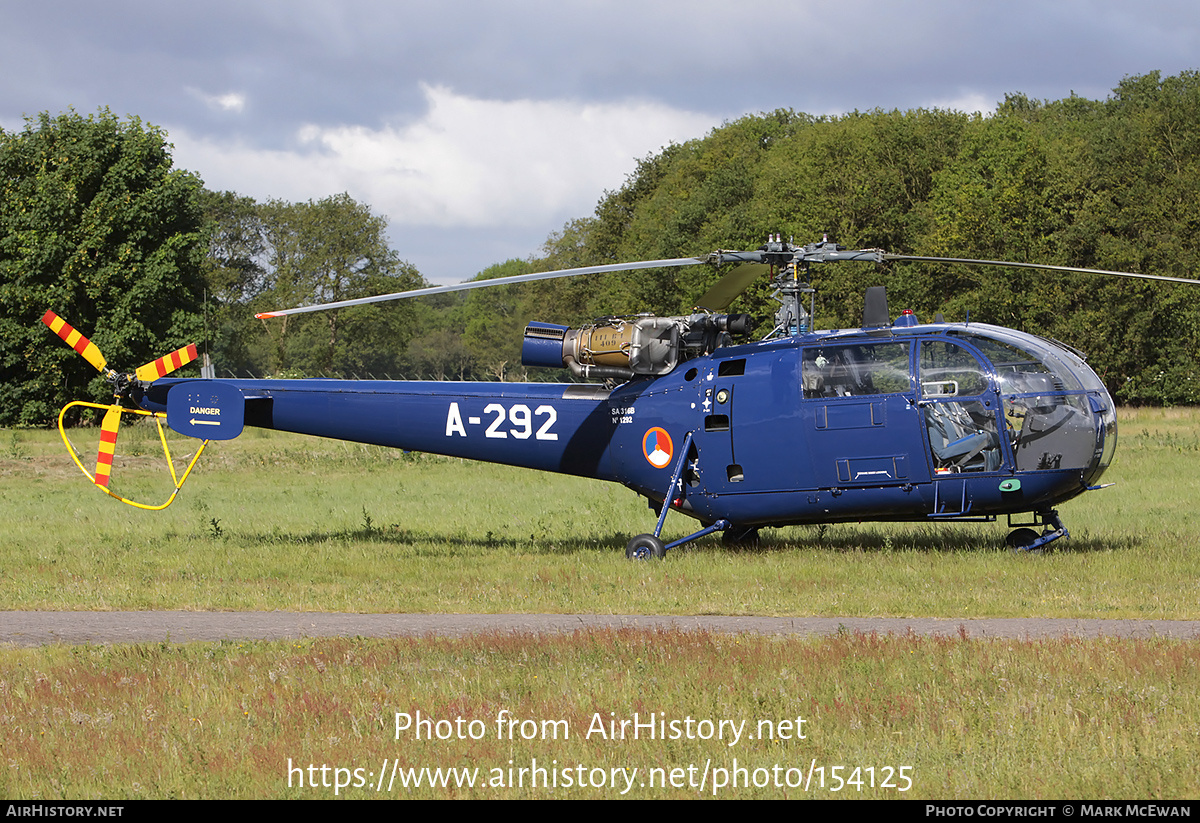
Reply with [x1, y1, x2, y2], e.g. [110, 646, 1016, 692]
[1, 407, 1197, 617]
[1, 407, 1197, 799]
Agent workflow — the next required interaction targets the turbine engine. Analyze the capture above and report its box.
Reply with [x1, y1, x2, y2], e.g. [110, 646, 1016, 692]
[522, 313, 752, 380]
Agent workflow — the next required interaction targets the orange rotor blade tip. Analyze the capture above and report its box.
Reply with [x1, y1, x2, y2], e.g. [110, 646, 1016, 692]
[255, 311, 279, 319]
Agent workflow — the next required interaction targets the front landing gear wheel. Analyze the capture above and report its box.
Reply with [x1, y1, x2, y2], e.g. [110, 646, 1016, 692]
[626, 534, 666, 560]
[1006, 527, 1041, 552]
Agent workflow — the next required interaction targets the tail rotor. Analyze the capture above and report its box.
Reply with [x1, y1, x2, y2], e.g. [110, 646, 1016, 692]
[41, 311, 205, 506]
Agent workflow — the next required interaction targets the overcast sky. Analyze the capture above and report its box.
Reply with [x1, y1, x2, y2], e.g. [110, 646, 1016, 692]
[3, 1, 1199, 285]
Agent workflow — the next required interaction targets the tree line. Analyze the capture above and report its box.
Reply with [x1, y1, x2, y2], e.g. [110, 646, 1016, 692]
[3, 71, 1200, 426]
[526, 70, 1200, 406]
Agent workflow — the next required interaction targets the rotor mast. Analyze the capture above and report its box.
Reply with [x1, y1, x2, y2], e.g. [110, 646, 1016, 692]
[715, 234, 886, 337]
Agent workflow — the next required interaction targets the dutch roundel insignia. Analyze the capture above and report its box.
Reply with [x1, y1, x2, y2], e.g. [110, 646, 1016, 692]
[642, 427, 673, 469]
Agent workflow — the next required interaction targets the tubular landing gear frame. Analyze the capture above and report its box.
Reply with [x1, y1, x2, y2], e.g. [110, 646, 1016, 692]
[625, 431, 730, 560]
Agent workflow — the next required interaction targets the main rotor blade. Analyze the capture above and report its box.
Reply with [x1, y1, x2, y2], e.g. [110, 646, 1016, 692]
[255, 256, 712, 319]
[694, 263, 769, 311]
[884, 254, 1200, 286]
[135, 344, 199, 383]
[42, 311, 109, 373]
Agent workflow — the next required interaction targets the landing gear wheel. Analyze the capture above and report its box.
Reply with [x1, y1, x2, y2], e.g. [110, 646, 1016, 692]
[722, 525, 760, 547]
[626, 534, 666, 560]
[1005, 527, 1041, 552]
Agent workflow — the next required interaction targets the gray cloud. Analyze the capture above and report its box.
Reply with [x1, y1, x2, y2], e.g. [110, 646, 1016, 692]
[3, 0, 1199, 280]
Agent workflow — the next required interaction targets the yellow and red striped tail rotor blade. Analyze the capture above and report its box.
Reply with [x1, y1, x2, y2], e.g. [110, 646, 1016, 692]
[42, 310, 108, 373]
[94, 405, 122, 488]
[135, 344, 198, 383]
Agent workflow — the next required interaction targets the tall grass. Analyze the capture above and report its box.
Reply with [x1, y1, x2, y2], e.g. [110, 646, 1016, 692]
[2, 631, 1196, 799]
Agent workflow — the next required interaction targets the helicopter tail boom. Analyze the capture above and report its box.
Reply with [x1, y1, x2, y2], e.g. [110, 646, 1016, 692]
[144, 378, 622, 481]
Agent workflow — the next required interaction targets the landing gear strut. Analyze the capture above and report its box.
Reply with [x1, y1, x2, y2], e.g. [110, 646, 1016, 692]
[626, 431, 729, 560]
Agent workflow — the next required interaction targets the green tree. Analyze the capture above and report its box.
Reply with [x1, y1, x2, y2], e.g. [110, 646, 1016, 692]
[531, 83, 1199, 405]
[1078, 72, 1200, 402]
[461, 258, 540, 380]
[254, 194, 425, 376]
[198, 189, 267, 377]
[749, 107, 970, 330]
[0, 109, 204, 425]
[405, 326, 473, 380]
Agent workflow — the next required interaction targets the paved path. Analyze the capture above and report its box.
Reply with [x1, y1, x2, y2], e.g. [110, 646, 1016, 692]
[3, 612, 1199, 646]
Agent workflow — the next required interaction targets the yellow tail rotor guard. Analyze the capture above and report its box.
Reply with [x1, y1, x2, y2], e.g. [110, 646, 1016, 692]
[57, 401, 210, 510]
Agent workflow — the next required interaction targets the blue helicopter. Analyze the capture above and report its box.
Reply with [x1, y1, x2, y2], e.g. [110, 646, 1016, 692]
[42, 237, 1199, 556]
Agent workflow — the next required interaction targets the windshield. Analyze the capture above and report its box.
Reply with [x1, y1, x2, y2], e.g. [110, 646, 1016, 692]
[957, 327, 1116, 478]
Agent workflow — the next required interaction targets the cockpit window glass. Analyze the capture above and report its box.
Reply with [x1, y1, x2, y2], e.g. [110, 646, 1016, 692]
[961, 336, 1048, 374]
[961, 332, 1083, 392]
[924, 399, 1002, 473]
[1034, 347, 1086, 392]
[803, 342, 910, 398]
[919, 341, 989, 398]
[947, 327, 1114, 480]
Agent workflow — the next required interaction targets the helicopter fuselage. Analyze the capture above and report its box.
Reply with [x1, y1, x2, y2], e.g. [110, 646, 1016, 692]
[146, 320, 1116, 534]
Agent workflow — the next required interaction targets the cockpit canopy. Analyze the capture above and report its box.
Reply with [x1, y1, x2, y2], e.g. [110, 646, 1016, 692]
[802, 324, 1116, 482]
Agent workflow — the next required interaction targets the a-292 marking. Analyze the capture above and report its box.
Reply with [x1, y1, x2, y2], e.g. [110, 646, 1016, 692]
[445, 401, 558, 440]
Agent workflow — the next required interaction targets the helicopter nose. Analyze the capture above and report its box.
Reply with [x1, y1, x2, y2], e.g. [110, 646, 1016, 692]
[1083, 392, 1118, 486]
